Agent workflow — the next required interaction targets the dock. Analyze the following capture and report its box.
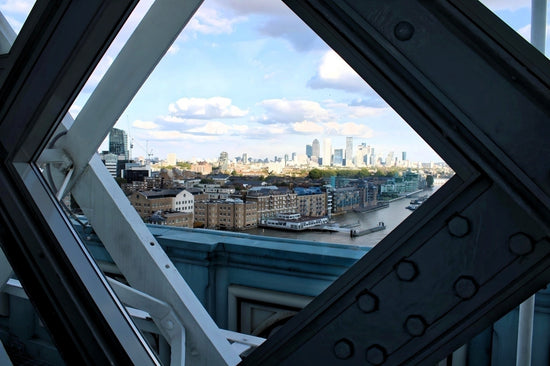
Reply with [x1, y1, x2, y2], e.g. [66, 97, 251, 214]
[350, 222, 386, 237]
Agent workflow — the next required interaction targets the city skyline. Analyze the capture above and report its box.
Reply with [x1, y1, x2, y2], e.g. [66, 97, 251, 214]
[1, 0, 544, 164]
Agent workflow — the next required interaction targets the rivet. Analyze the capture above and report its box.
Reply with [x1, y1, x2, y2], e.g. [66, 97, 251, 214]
[165, 264, 170, 269]
[334, 339, 354, 360]
[357, 291, 379, 313]
[508, 233, 533, 256]
[448, 215, 470, 238]
[454, 276, 478, 299]
[394, 21, 415, 41]
[366, 345, 387, 365]
[164, 320, 174, 330]
[395, 260, 418, 281]
[405, 315, 427, 337]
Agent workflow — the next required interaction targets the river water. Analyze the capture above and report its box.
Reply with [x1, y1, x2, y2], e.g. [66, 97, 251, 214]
[246, 188, 438, 247]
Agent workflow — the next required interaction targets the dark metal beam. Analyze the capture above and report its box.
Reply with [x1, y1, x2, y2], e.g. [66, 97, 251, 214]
[243, 1, 550, 364]
[0, 1, 159, 364]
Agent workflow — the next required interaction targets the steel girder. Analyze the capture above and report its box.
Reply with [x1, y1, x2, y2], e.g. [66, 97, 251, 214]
[0, 1, 160, 365]
[242, 1, 550, 365]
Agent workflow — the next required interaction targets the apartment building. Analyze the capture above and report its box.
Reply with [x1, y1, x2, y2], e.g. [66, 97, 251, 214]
[195, 199, 257, 230]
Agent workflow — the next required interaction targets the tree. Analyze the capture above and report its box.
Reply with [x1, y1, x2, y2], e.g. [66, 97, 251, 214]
[308, 168, 323, 180]
[426, 174, 434, 188]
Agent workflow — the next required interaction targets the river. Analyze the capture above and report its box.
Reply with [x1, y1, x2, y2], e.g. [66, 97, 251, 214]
[246, 188, 439, 247]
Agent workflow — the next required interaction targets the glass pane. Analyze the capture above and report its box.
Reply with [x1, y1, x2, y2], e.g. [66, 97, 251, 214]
[121, 0, 452, 247]
[43, 0, 454, 346]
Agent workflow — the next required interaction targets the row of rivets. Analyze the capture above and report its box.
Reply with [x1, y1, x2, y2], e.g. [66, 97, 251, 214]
[332, 340, 387, 365]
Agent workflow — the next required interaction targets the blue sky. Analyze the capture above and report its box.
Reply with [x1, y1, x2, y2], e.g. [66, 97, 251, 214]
[1, 0, 548, 163]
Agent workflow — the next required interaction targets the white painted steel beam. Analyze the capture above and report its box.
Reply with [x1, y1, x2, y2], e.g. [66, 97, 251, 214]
[0, 11, 16, 53]
[71, 155, 239, 365]
[62, 0, 203, 194]
[0, 249, 12, 292]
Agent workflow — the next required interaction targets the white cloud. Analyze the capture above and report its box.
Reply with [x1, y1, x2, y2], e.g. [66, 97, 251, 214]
[146, 130, 220, 143]
[292, 121, 324, 134]
[479, 0, 530, 11]
[187, 121, 249, 135]
[133, 120, 159, 130]
[0, 0, 34, 14]
[168, 97, 248, 119]
[348, 105, 390, 118]
[185, 7, 245, 35]
[259, 99, 332, 124]
[308, 50, 377, 95]
[323, 122, 374, 138]
[167, 44, 180, 55]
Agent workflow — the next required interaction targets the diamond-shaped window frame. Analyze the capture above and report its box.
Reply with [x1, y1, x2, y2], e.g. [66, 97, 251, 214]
[0, 0, 549, 365]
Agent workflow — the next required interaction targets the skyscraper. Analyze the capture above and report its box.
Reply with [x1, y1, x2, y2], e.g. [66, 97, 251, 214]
[306, 145, 312, 158]
[109, 128, 129, 160]
[345, 137, 353, 166]
[333, 149, 343, 166]
[218, 151, 228, 171]
[322, 138, 332, 166]
[312, 139, 320, 159]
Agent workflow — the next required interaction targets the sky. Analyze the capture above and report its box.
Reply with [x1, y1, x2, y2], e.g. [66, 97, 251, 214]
[1, 0, 548, 163]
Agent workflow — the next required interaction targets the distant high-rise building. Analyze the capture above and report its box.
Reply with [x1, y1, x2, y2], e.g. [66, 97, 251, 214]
[218, 151, 229, 172]
[333, 149, 344, 166]
[345, 137, 353, 167]
[312, 139, 320, 159]
[306, 145, 312, 158]
[402, 151, 407, 161]
[242, 153, 248, 165]
[109, 128, 129, 160]
[322, 138, 332, 166]
[356, 143, 369, 166]
[386, 151, 395, 166]
[166, 153, 176, 166]
[291, 152, 296, 161]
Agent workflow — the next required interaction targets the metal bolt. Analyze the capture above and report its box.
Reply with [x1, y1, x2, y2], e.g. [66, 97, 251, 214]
[357, 291, 379, 313]
[334, 339, 354, 360]
[508, 233, 533, 256]
[366, 345, 387, 365]
[405, 315, 427, 337]
[448, 215, 470, 238]
[164, 320, 174, 330]
[454, 276, 478, 299]
[394, 21, 415, 41]
[395, 260, 418, 281]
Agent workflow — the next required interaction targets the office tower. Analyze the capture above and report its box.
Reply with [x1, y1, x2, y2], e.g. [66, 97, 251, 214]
[109, 128, 129, 160]
[356, 143, 368, 166]
[242, 153, 248, 165]
[345, 137, 353, 166]
[322, 138, 332, 166]
[166, 153, 176, 166]
[386, 151, 395, 166]
[218, 151, 228, 171]
[402, 151, 407, 161]
[333, 149, 343, 166]
[312, 139, 320, 159]
[306, 145, 312, 158]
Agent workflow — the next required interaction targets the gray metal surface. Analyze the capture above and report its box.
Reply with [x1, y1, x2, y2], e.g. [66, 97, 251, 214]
[242, 1, 550, 364]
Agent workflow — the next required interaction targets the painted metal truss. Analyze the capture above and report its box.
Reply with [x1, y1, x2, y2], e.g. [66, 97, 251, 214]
[0, 0, 549, 365]
[243, 1, 550, 365]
